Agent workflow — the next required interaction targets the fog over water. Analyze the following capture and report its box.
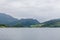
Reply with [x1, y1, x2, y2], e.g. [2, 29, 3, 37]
[0, 28, 60, 40]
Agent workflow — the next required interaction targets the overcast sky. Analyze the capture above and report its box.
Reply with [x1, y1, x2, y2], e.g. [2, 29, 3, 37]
[0, 0, 60, 22]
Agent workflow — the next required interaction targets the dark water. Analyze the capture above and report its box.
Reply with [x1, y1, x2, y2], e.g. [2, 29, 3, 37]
[0, 28, 60, 40]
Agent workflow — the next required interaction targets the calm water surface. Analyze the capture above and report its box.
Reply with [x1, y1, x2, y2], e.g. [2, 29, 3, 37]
[0, 28, 60, 40]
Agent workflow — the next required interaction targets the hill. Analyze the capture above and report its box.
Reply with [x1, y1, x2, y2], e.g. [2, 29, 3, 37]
[41, 19, 60, 27]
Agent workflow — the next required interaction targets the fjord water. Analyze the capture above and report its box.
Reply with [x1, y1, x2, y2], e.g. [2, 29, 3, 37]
[0, 28, 60, 40]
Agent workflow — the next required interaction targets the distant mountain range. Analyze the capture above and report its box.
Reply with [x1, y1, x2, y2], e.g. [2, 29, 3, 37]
[0, 13, 60, 27]
[0, 13, 40, 27]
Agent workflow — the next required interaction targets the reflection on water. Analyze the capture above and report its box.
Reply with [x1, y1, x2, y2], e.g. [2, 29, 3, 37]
[0, 28, 60, 40]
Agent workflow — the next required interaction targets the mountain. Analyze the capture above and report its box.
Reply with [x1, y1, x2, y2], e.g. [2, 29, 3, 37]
[1, 13, 60, 27]
[0, 13, 40, 27]
[9, 19, 40, 27]
[0, 13, 18, 25]
[42, 19, 60, 27]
